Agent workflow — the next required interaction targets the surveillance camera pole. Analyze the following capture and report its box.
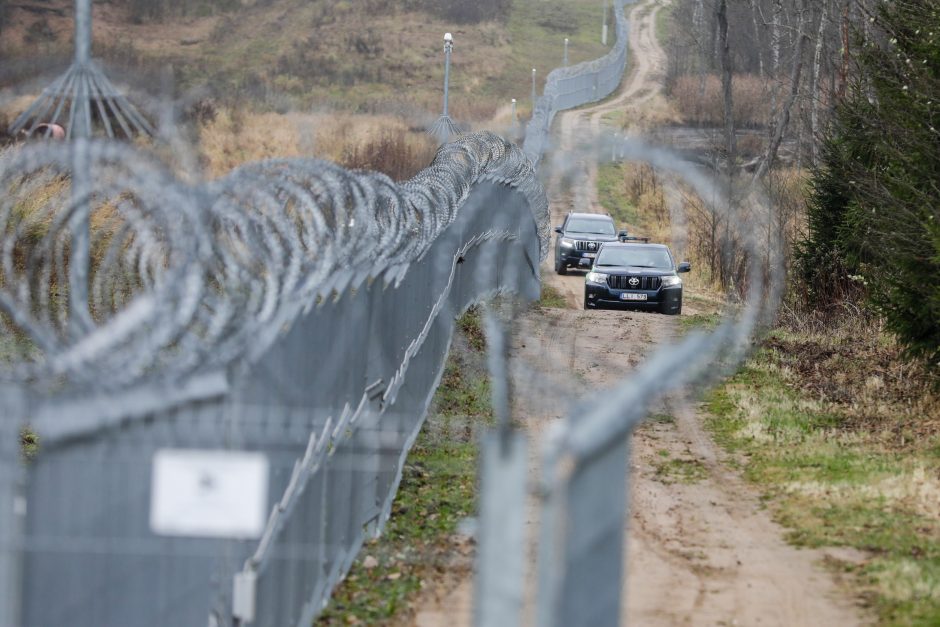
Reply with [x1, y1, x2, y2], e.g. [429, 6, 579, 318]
[443, 32, 453, 119]
[429, 32, 460, 142]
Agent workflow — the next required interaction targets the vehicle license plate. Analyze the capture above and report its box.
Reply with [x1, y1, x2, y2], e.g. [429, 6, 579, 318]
[584, 253, 597, 259]
[621, 293, 647, 301]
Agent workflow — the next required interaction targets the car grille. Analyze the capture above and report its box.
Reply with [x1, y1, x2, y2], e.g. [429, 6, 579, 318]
[607, 275, 663, 290]
[575, 241, 602, 252]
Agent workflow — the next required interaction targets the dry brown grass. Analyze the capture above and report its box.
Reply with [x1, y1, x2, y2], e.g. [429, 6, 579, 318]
[198, 110, 436, 180]
[771, 312, 940, 447]
[670, 73, 770, 128]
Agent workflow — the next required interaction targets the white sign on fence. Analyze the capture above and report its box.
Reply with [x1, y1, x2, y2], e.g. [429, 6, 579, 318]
[150, 449, 269, 539]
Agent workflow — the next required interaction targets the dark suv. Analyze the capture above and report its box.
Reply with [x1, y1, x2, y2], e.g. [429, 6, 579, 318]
[583, 242, 691, 314]
[553, 212, 627, 274]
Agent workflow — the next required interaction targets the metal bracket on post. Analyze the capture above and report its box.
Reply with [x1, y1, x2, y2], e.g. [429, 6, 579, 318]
[232, 570, 257, 624]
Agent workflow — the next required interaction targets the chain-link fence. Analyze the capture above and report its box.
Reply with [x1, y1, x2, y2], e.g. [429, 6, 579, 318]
[524, 0, 632, 167]
[0, 133, 545, 626]
[0, 0, 649, 624]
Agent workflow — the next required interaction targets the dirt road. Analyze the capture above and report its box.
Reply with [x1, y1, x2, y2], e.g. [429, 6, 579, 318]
[411, 1, 865, 625]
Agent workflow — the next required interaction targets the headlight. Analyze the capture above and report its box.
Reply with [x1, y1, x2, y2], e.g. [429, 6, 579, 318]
[586, 272, 609, 283]
[560, 238, 575, 248]
[662, 275, 682, 287]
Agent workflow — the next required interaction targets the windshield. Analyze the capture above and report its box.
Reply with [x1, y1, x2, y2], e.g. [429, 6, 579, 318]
[565, 218, 616, 236]
[595, 246, 673, 270]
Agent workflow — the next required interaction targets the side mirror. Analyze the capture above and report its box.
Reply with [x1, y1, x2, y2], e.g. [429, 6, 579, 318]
[677, 261, 691, 273]
[554, 226, 563, 234]
[618, 230, 629, 242]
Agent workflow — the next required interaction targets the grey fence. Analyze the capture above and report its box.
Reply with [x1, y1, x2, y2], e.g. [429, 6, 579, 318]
[0, 134, 546, 627]
[467, 1, 791, 624]
[0, 0, 644, 624]
[524, 0, 632, 166]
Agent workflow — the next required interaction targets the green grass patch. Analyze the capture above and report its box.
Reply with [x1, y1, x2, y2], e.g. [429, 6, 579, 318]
[649, 412, 676, 424]
[654, 1, 673, 46]
[705, 339, 940, 626]
[20, 428, 39, 461]
[597, 162, 637, 228]
[679, 312, 722, 333]
[654, 457, 708, 484]
[489, 0, 610, 103]
[538, 283, 568, 309]
[318, 310, 493, 625]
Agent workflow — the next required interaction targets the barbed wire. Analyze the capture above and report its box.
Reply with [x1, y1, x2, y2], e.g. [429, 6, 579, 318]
[0, 132, 547, 392]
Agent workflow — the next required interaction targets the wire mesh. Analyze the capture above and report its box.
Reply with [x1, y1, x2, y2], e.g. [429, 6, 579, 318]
[0, 0, 715, 624]
[0, 129, 545, 626]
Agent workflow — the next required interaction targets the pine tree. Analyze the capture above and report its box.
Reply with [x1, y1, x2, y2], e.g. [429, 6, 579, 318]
[800, 0, 940, 366]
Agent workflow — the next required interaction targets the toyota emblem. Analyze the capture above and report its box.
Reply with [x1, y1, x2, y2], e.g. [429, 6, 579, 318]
[628, 277, 640, 287]
[588, 242, 597, 250]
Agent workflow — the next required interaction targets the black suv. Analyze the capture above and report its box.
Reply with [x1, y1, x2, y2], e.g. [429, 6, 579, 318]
[553, 212, 628, 274]
[583, 241, 691, 314]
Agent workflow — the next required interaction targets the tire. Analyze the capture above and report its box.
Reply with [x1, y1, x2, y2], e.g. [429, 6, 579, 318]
[661, 296, 682, 316]
[555, 259, 568, 275]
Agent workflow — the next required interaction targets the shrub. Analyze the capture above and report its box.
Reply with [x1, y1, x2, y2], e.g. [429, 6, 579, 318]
[670, 73, 769, 128]
[340, 129, 437, 181]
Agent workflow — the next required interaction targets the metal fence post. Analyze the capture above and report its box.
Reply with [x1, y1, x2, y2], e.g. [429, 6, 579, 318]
[536, 438, 630, 627]
[474, 307, 527, 627]
[531, 68, 538, 107]
[0, 388, 24, 627]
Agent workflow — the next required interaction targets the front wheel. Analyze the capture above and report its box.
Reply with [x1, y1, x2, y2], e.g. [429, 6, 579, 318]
[660, 296, 682, 316]
[555, 259, 568, 275]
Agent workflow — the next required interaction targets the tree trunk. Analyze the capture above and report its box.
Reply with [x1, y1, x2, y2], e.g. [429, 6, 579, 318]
[770, 0, 783, 117]
[838, 0, 850, 99]
[754, 0, 810, 181]
[694, 0, 707, 117]
[716, 0, 735, 163]
[811, 1, 830, 165]
[750, 0, 765, 79]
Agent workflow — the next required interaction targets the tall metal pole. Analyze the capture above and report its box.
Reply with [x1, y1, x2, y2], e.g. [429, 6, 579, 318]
[602, 0, 609, 45]
[70, 0, 93, 334]
[429, 33, 460, 142]
[75, 0, 91, 65]
[564, 38, 569, 67]
[531, 68, 537, 108]
[442, 32, 453, 118]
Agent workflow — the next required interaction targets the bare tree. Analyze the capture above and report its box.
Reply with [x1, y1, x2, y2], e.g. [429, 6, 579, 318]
[716, 0, 735, 161]
[754, 0, 809, 181]
[810, 1, 832, 165]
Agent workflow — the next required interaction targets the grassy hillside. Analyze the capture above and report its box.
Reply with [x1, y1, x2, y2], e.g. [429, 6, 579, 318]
[1, 0, 610, 120]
